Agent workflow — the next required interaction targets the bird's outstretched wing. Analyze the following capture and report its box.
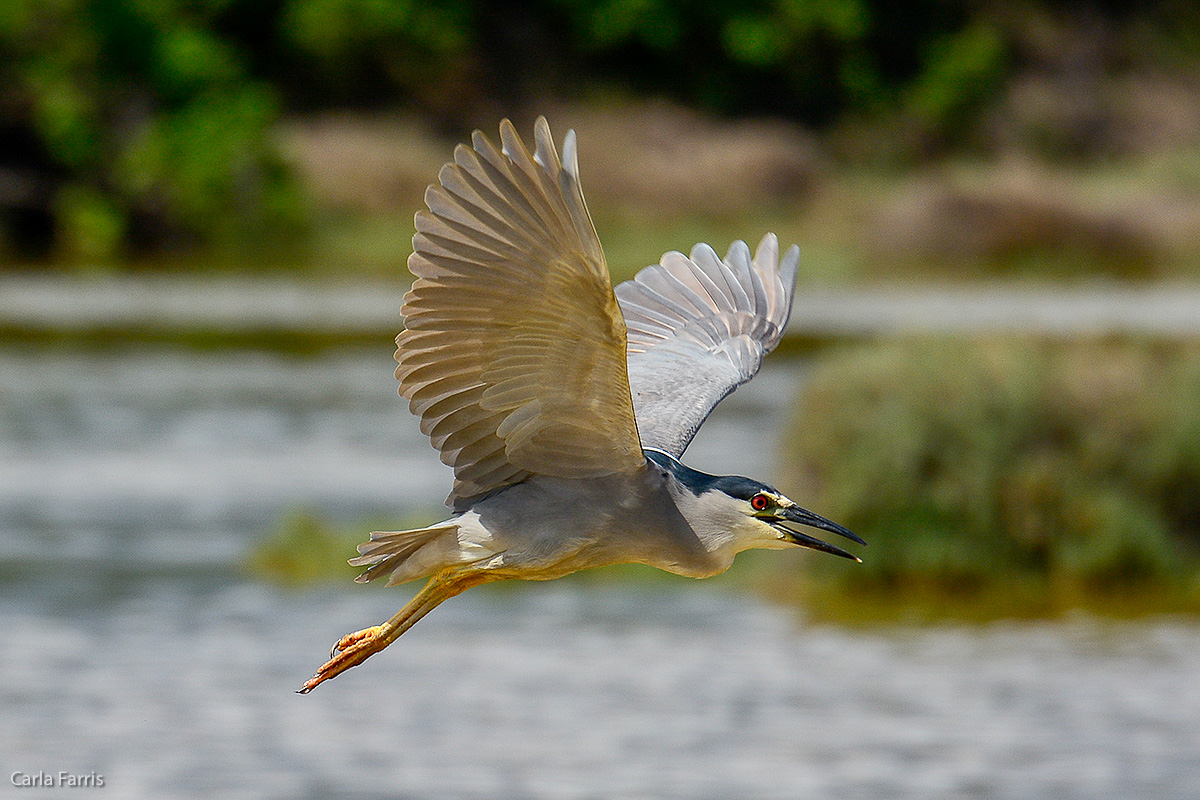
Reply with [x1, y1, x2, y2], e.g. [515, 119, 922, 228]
[398, 117, 645, 508]
[614, 234, 799, 458]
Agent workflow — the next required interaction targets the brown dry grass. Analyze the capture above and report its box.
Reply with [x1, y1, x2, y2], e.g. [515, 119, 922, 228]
[859, 157, 1200, 278]
[277, 99, 1200, 282]
[538, 100, 823, 218]
[279, 100, 822, 220]
[277, 114, 448, 215]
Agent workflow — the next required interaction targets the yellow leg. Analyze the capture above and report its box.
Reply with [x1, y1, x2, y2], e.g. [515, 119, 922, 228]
[298, 570, 488, 694]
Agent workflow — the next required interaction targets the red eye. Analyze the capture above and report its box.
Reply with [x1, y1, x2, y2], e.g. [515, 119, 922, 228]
[751, 493, 770, 511]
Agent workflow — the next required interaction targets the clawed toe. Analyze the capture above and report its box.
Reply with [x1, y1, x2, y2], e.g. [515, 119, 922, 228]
[329, 625, 382, 658]
[299, 626, 385, 694]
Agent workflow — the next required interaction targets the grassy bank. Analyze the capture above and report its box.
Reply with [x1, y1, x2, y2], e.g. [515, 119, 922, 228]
[285, 106, 1200, 285]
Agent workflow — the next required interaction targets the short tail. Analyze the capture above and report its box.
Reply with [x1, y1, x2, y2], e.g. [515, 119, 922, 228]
[348, 523, 457, 586]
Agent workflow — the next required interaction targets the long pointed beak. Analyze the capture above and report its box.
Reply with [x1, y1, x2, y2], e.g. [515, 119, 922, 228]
[773, 505, 865, 561]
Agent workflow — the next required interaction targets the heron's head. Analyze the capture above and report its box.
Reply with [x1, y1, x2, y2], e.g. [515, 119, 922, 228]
[709, 476, 864, 561]
[646, 449, 864, 562]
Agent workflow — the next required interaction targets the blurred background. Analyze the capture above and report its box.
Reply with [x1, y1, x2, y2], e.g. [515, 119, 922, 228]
[3, 1, 1200, 798]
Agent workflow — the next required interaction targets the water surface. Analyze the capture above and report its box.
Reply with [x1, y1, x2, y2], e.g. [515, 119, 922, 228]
[2, 346, 1198, 799]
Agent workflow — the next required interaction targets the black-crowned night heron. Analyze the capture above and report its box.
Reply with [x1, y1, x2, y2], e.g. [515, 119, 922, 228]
[299, 117, 862, 693]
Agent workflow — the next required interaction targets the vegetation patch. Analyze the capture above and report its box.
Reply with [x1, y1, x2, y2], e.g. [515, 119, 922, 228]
[245, 509, 427, 589]
[779, 336, 1200, 622]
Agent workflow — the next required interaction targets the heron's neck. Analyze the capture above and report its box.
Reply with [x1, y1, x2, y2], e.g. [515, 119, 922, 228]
[646, 449, 786, 571]
[670, 484, 767, 572]
[643, 448, 718, 493]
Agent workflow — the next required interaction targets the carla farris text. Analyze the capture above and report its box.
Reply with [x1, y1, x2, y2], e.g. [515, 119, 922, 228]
[11, 771, 105, 788]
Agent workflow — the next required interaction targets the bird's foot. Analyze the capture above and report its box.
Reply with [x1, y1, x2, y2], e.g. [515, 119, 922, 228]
[329, 625, 382, 658]
[297, 625, 384, 694]
[297, 570, 488, 694]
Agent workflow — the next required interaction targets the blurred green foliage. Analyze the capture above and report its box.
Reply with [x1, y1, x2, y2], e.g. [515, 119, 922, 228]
[245, 509, 363, 588]
[783, 337, 1200, 620]
[245, 508, 441, 589]
[0, 0, 1194, 260]
[544, 0, 1003, 126]
[0, 0, 307, 260]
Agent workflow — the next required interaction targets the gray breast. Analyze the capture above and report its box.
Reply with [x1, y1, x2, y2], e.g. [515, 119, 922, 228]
[469, 464, 719, 578]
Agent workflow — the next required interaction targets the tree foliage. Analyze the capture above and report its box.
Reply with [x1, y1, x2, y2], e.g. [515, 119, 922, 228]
[0, 0, 1191, 260]
[0, 0, 305, 260]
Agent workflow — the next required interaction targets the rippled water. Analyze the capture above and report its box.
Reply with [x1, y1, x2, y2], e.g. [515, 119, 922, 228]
[3, 346, 1199, 799]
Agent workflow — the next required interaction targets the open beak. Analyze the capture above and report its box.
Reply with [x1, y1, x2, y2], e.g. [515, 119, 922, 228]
[769, 504, 865, 562]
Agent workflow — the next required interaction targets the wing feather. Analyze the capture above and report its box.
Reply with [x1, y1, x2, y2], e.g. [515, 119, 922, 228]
[614, 234, 800, 458]
[398, 118, 644, 508]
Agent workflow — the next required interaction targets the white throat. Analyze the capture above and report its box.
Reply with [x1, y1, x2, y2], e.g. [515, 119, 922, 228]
[667, 483, 786, 572]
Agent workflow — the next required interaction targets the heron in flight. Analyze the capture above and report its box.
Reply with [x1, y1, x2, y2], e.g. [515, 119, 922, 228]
[299, 118, 862, 693]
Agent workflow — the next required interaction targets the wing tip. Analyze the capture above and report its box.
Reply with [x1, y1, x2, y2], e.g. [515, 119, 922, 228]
[532, 116, 559, 173]
[754, 232, 779, 270]
[562, 129, 580, 181]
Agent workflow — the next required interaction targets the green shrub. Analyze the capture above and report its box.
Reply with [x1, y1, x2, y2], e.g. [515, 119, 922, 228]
[782, 337, 1200, 620]
[244, 509, 437, 589]
[244, 510, 362, 588]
